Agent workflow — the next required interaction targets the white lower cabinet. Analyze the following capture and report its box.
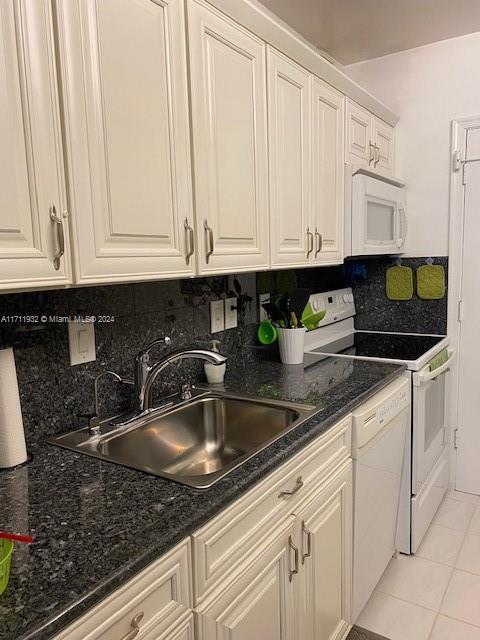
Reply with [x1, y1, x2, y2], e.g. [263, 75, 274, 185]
[53, 540, 193, 640]
[195, 516, 297, 640]
[54, 417, 353, 640]
[296, 464, 353, 640]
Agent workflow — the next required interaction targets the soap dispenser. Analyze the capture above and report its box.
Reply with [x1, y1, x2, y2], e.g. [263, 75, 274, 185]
[204, 340, 226, 384]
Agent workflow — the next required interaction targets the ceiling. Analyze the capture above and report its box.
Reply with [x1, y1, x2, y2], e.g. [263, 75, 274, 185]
[258, 0, 480, 64]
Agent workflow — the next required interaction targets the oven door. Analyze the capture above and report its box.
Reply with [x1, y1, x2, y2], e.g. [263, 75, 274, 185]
[412, 350, 455, 495]
[351, 175, 407, 255]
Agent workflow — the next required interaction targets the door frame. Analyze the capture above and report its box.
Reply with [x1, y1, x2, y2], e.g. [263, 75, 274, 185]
[447, 115, 480, 489]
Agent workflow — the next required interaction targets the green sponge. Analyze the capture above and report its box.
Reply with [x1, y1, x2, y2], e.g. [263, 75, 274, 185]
[417, 264, 446, 300]
[386, 265, 414, 300]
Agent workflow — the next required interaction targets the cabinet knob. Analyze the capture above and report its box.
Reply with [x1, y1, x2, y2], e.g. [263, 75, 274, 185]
[301, 520, 312, 564]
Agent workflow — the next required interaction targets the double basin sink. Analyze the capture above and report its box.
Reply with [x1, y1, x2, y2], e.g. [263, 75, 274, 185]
[51, 391, 316, 488]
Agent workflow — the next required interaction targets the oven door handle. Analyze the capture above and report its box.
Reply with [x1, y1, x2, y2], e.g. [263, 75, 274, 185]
[413, 349, 455, 386]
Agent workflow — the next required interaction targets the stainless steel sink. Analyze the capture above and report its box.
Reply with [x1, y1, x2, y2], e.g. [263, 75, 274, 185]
[50, 392, 316, 488]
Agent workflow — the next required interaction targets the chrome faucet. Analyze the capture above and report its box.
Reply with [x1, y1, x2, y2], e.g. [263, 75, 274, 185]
[140, 347, 227, 412]
[133, 337, 172, 412]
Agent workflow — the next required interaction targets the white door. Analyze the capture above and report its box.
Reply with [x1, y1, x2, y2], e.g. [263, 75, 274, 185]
[196, 517, 296, 640]
[0, 0, 72, 290]
[373, 117, 395, 176]
[455, 125, 480, 495]
[187, 0, 269, 274]
[297, 464, 352, 640]
[311, 78, 344, 265]
[345, 99, 373, 169]
[268, 48, 312, 268]
[56, 0, 195, 284]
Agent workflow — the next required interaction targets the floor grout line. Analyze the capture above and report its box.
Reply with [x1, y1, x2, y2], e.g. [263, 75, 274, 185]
[426, 501, 477, 639]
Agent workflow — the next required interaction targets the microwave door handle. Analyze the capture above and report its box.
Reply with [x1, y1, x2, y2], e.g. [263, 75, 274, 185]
[397, 204, 407, 248]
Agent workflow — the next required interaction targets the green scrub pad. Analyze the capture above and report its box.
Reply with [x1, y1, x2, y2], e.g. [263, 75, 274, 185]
[386, 265, 414, 300]
[416, 264, 446, 300]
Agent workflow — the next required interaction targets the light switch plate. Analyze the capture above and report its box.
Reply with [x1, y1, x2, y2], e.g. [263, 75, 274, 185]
[68, 320, 96, 365]
[210, 300, 225, 333]
[224, 297, 238, 330]
[258, 293, 270, 321]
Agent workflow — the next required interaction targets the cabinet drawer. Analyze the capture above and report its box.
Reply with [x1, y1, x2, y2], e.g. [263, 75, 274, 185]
[53, 539, 192, 640]
[192, 415, 351, 603]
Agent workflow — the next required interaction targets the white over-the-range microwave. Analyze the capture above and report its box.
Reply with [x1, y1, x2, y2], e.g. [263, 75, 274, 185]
[344, 165, 407, 257]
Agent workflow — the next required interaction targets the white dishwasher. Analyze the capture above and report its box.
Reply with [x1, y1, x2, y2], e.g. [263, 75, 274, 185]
[352, 375, 410, 621]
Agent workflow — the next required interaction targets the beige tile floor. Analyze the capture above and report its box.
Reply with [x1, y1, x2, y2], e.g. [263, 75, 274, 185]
[357, 490, 480, 640]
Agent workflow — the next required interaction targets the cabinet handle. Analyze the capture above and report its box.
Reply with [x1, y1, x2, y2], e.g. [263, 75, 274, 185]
[301, 520, 312, 564]
[374, 144, 380, 167]
[306, 228, 314, 258]
[184, 218, 195, 264]
[278, 476, 303, 499]
[314, 228, 322, 257]
[120, 612, 144, 640]
[288, 535, 299, 582]
[368, 142, 375, 165]
[49, 205, 65, 271]
[204, 219, 214, 264]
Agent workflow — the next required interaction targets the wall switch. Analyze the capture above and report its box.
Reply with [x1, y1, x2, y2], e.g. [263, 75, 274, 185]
[258, 293, 271, 321]
[210, 300, 225, 333]
[68, 320, 96, 365]
[224, 297, 238, 330]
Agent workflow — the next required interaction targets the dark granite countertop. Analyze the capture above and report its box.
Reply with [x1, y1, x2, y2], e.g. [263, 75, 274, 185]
[0, 355, 404, 640]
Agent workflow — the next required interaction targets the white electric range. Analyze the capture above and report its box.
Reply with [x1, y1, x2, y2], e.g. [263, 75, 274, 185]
[304, 288, 454, 554]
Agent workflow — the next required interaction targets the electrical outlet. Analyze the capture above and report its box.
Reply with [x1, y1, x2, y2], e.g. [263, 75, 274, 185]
[68, 320, 96, 365]
[210, 300, 225, 333]
[224, 297, 238, 330]
[258, 293, 271, 321]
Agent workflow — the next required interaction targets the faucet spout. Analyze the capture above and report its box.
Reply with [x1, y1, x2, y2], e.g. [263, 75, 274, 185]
[142, 348, 227, 411]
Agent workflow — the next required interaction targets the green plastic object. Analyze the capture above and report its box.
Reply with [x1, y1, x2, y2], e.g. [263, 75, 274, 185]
[301, 303, 326, 331]
[386, 265, 413, 300]
[416, 264, 446, 300]
[257, 320, 278, 345]
[0, 539, 13, 596]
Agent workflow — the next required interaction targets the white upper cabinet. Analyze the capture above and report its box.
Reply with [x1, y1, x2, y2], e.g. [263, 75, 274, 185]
[56, 0, 195, 284]
[345, 100, 372, 167]
[268, 48, 312, 268]
[187, 0, 270, 274]
[373, 116, 395, 176]
[0, 0, 72, 291]
[346, 98, 395, 177]
[311, 78, 344, 265]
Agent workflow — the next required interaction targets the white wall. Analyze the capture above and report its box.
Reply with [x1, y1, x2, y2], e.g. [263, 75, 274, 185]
[346, 32, 480, 257]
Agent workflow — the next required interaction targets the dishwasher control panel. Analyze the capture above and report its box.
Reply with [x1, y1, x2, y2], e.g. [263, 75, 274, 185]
[352, 376, 410, 453]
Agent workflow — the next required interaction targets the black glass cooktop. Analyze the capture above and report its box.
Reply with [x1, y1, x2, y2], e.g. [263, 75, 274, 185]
[313, 331, 445, 362]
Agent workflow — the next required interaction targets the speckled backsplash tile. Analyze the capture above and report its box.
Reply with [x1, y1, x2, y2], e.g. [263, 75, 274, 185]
[0, 258, 447, 445]
[346, 257, 448, 335]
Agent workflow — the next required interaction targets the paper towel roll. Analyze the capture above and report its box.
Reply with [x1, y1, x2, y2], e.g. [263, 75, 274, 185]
[0, 347, 27, 468]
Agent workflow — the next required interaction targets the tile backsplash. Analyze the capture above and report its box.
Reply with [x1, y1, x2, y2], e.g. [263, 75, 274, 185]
[0, 257, 448, 445]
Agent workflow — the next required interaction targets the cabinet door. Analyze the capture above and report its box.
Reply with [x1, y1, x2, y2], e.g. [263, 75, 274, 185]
[373, 117, 395, 176]
[268, 48, 312, 268]
[0, 0, 72, 290]
[56, 0, 195, 284]
[187, 0, 269, 274]
[311, 78, 344, 265]
[196, 518, 296, 640]
[345, 99, 373, 169]
[298, 464, 353, 640]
